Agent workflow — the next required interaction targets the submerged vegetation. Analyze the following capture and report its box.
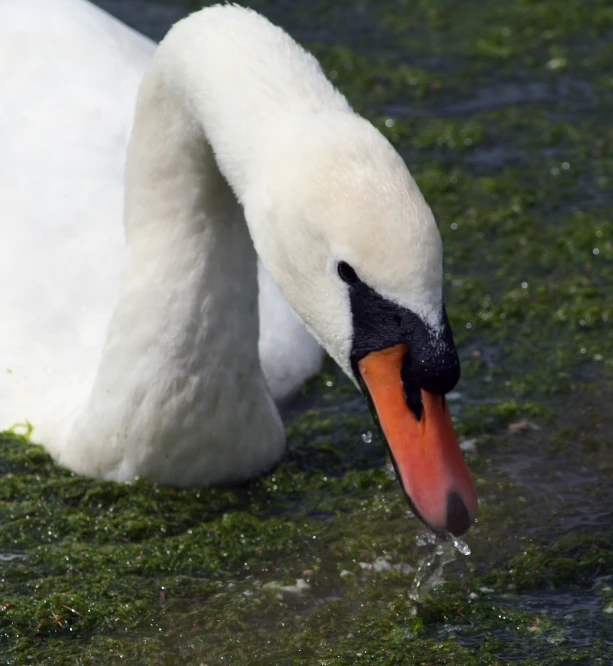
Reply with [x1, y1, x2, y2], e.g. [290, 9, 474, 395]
[2, 0, 612, 662]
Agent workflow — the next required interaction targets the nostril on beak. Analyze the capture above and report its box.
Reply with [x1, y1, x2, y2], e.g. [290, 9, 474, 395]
[446, 492, 471, 536]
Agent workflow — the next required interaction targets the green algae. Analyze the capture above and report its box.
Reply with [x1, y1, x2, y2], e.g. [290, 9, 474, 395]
[487, 530, 613, 591]
[2, 0, 613, 662]
[4, 422, 610, 664]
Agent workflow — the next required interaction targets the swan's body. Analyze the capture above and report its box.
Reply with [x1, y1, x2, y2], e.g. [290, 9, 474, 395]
[1, 0, 478, 534]
[0, 0, 322, 480]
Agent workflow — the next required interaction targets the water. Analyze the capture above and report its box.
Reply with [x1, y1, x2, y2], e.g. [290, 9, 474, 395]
[95, 0, 189, 41]
[409, 529, 471, 600]
[3, 1, 612, 663]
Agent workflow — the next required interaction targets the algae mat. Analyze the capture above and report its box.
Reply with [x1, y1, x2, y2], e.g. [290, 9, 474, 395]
[2, 0, 613, 663]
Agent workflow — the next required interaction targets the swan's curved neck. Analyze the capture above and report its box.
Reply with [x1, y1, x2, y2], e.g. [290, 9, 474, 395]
[121, 68, 259, 372]
[94, 53, 261, 403]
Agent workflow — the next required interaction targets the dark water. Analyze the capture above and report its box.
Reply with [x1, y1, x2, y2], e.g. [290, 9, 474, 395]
[95, 0, 189, 40]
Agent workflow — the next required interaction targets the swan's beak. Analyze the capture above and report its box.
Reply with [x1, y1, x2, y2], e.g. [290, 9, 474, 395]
[357, 344, 477, 536]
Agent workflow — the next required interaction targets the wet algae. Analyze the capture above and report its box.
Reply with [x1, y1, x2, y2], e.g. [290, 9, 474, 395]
[2, 0, 613, 663]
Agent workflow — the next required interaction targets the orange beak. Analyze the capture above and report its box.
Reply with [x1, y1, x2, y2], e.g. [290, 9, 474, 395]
[358, 344, 477, 536]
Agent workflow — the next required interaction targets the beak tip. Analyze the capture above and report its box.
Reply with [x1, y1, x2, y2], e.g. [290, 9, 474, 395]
[445, 491, 473, 537]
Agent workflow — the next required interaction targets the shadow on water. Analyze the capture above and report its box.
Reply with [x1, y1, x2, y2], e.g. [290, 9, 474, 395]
[1, 0, 612, 663]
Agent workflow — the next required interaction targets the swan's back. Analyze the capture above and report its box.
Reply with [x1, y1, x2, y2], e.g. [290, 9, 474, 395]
[0, 0, 154, 432]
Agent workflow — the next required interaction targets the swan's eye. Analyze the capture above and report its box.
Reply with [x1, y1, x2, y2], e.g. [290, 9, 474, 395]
[337, 261, 358, 285]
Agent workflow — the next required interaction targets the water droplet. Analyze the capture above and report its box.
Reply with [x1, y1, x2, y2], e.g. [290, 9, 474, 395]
[415, 529, 437, 547]
[562, 162, 570, 170]
[385, 118, 395, 128]
[362, 431, 373, 444]
[521, 282, 528, 289]
[466, 322, 472, 329]
[450, 222, 458, 230]
[409, 529, 463, 600]
[450, 535, 471, 556]
[593, 248, 600, 255]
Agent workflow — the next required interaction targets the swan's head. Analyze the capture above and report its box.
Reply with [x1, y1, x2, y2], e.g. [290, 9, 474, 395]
[245, 112, 477, 536]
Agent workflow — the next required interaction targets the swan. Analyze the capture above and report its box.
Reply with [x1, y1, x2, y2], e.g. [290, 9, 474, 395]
[0, 0, 477, 535]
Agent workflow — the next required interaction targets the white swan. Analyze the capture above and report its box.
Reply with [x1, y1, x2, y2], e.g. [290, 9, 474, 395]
[1, 0, 477, 535]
